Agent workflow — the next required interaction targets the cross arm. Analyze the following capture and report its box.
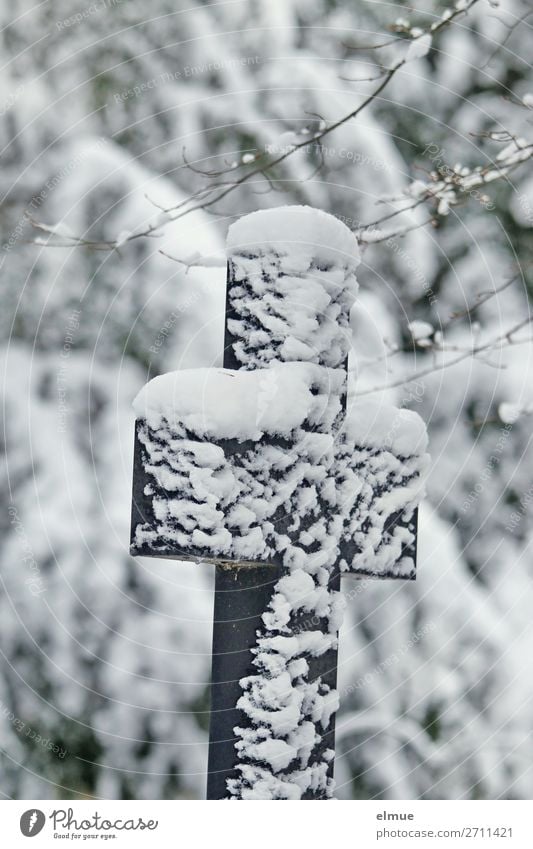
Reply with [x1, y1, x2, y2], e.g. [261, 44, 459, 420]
[130, 368, 428, 579]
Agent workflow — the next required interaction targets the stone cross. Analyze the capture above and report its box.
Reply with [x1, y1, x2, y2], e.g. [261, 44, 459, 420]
[130, 206, 428, 800]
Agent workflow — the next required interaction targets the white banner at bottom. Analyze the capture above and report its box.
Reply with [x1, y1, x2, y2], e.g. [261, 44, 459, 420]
[1, 799, 531, 848]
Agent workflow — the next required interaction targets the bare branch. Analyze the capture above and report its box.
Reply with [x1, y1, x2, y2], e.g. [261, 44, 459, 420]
[354, 317, 533, 397]
[30, 0, 483, 253]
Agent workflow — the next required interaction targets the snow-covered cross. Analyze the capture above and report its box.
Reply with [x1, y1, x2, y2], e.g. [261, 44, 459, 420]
[130, 206, 428, 800]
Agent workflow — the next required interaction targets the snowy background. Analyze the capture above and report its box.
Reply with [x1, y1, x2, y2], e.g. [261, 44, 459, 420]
[1, 0, 533, 799]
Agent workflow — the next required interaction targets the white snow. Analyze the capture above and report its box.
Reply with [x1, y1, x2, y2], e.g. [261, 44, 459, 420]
[134, 361, 428, 797]
[131, 203, 429, 800]
[496, 138, 529, 166]
[345, 398, 429, 457]
[133, 362, 345, 441]
[408, 320, 434, 342]
[169, 250, 226, 268]
[115, 229, 131, 247]
[227, 205, 360, 267]
[498, 402, 521, 424]
[406, 34, 432, 63]
[498, 401, 533, 424]
[225, 207, 359, 371]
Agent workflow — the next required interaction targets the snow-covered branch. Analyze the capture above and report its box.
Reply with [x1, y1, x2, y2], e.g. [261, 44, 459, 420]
[30, 0, 484, 254]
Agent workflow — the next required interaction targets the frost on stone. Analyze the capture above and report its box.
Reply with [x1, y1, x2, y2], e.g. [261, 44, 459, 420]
[131, 206, 428, 800]
[132, 365, 428, 798]
[224, 205, 360, 370]
[132, 363, 344, 563]
[133, 362, 343, 445]
[132, 367, 427, 576]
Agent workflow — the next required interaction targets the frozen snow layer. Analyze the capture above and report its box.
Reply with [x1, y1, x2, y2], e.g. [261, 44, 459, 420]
[134, 363, 427, 456]
[132, 355, 428, 799]
[346, 397, 429, 457]
[225, 206, 359, 370]
[227, 205, 360, 266]
[132, 203, 427, 799]
[133, 362, 345, 442]
[132, 369, 428, 577]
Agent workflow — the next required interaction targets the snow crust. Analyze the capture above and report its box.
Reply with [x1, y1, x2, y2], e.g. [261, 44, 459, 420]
[132, 204, 428, 799]
[225, 206, 359, 370]
[133, 362, 344, 442]
[345, 397, 429, 457]
[227, 205, 360, 266]
[133, 363, 428, 798]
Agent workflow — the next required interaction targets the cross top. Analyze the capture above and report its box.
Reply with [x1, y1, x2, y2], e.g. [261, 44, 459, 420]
[223, 205, 358, 371]
[131, 205, 428, 800]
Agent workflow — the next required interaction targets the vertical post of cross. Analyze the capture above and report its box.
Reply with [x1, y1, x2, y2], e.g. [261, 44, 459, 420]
[206, 208, 356, 798]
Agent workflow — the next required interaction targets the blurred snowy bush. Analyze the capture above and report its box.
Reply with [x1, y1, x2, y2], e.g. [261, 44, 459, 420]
[1, 0, 533, 799]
